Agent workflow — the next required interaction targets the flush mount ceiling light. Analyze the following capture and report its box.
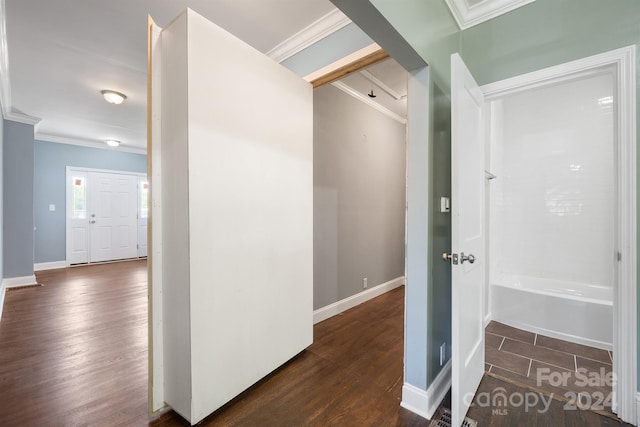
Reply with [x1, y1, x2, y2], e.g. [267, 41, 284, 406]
[105, 140, 120, 147]
[101, 89, 127, 105]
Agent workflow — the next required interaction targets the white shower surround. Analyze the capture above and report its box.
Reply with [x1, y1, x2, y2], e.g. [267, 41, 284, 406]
[481, 45, 636, 423]
[488, 72, 615, 348]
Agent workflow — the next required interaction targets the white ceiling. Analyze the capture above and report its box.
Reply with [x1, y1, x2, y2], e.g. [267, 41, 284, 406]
[5, 0, 524, 153]
[4, 0, 338, 152]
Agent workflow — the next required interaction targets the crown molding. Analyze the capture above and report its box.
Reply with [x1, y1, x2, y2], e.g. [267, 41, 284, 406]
[331, 81, 406, 125]
[267, 8, 351, 63]
[0, 0, 42, 127]
[5, 110, 41, 126]
[36, 133, 147, 155]
[0, 0, 11, 118]
[444, 0, 536, 30]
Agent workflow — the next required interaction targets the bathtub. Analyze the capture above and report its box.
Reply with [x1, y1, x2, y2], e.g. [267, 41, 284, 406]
[489, 276, 613, 350]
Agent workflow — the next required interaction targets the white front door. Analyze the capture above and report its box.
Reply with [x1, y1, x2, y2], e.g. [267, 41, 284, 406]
[450, 53, 486, 427]
[88, 172, 138, 263]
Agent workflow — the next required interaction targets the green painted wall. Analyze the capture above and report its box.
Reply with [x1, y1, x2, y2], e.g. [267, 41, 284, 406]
[370, 0, 640, 389]
[428, 81, 453, 385]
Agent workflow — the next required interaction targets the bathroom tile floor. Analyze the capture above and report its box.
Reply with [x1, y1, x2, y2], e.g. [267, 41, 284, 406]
[485, 321, 614, 415]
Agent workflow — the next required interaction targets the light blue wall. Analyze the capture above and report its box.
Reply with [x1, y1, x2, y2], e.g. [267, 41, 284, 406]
[405, 67, 431, 389]
[34, 141, 147, 264]
[4, 121, 34, 278]
[281, 23, 373, 76]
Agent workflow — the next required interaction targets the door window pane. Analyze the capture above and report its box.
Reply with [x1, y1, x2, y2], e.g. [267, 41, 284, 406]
[73, 177, 86, 219]
[140, 181, 149, 219]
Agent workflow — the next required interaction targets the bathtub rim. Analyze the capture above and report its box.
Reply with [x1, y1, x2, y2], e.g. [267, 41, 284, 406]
[491, 280, 613, 307]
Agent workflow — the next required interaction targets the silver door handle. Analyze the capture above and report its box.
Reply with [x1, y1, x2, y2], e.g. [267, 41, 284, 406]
[460, 252, 475, 264]
[442, 252, 459, 265]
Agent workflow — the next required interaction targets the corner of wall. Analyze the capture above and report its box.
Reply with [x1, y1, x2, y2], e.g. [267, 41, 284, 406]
[636, 392, 640, 427]
[401, 359, 452, 420]
[0, 282, 5, 321]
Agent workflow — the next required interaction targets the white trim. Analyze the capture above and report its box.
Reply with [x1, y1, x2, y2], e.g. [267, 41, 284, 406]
[0, 0, 9, 117]
[480, 45, 637, 424]
[3, 275, 38, 288]
[0, 0, 42, 125]
[331, 81, 407, 125]
[66, 166, 146, 177]
[484, 312, 492, 328]
[5, 111, 41, 126]
[313, 276, 404, 324]
[444, 0, 536, 30]
[400, 359, 452, 420]
[360, 69, 404, 100]
[0, 285, 5, 321]
[34, 261, 67, 271]
[636, 392, 640, 427]
[37, 133, 146, 155]
[266, 9, 351, 63]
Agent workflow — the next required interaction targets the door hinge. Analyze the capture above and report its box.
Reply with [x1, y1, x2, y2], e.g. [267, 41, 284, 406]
[617, 251, 622, 262]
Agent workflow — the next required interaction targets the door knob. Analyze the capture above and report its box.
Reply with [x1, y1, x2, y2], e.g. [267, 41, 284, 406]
[442, 252, 459, 265]
[460, 252, 476, 264]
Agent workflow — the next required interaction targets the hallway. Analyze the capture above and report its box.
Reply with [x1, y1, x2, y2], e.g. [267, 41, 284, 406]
[1, 262, 630, 426]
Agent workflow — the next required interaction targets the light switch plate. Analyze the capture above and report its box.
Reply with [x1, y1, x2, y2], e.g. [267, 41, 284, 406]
[440, 197, 450, 213]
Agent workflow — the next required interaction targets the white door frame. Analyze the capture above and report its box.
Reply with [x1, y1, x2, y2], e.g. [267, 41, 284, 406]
[65, 166, 148, 267]
[481, 45, 637, 424]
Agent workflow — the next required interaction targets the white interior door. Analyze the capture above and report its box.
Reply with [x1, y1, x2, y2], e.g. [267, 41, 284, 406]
[450, 53, 485, 427]
[88, 172, 138, 263]
[137, 178, 148, 257]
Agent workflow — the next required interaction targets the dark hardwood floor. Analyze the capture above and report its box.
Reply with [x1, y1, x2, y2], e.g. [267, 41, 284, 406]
[0, 262, 631, 426]
[151, 285, 423, 427]
[0, 260, 149, 426]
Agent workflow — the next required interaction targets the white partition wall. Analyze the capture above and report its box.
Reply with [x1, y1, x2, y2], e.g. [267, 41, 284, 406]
[156, 9, 313, 424]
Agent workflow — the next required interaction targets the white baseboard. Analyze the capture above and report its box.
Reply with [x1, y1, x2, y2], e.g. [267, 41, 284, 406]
[484, 312, 492, 328]
[0, 285, 5, 321]
[313, 276, 404, 324]
[3, 275, 38, 288]
[34, 261, 67, 271]
[636, 392, 640, 427]
[401, 359, 452, 420]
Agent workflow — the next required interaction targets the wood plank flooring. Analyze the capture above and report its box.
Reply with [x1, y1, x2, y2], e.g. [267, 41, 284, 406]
[152, 285, 424, 426]
[0, 262, 631, 426]
[0, 260, 149, 426]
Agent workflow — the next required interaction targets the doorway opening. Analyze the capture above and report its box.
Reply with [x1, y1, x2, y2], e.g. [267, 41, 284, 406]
[479, 47, 636, 421]
[66, 167, 148, 266]
[312, 55, 408, 315]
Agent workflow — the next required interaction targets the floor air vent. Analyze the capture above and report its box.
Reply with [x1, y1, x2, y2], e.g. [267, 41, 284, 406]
[429, 408, 478, 427]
